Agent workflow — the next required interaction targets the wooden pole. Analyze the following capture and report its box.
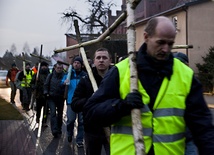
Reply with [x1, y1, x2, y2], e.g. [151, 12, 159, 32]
[74, 19, 110, 142]
[57, 60, 69, 66]
[37, 107, 44, 137]
[30, 53, 51, 62]
[127, 0, 145, 155]
[74, 20, 98, 91]
[172, 44, 193, 49]
[54, 11, 127, 53]
[31, 45, 45, 132]
[64, 64, 72, 99]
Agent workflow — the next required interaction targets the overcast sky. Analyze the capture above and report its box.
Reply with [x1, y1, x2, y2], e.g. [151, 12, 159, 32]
[0, 0, 122, 57]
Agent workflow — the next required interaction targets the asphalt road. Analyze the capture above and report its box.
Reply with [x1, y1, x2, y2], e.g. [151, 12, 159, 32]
[0, 88, 86, 155]
[0, 88, 214, 154]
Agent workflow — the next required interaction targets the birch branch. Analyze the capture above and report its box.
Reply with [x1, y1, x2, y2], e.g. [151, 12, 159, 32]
[54, 11, 127, 53]
[127, 0, 145, 155]
[57, 60, 69, 66]
[74, 20, 98, 91]
[30, 54, 51, 62]
[172, 44, 193, 49]
[74, 20, 110, 142]
[37, 107, 44, 137]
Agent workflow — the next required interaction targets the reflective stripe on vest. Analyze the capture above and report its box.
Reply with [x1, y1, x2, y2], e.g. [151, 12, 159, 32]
[111, 126, 185, 142]
[111, 58, 193, 155]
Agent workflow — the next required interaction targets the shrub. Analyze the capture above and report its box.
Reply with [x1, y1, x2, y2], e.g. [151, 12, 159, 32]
[196, 46, 214, 93]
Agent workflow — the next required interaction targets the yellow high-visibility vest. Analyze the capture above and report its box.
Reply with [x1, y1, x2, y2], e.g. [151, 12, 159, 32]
[21, 70, 34, 87]
[111, 58, 193, 155]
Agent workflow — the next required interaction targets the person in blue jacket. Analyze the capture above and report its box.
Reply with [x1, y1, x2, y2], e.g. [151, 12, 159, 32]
[62, 56, 86, 147]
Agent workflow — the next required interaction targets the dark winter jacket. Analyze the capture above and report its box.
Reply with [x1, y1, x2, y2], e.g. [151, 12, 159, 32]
[83, 43, 214, 155]
[43, 70, 65, 99]
[71, 67, 108, 135]
[71, 67, 103, 112]
[31, 68, 50, 99]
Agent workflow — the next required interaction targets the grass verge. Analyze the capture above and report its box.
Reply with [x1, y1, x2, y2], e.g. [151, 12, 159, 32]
[0, 97, 23, 120]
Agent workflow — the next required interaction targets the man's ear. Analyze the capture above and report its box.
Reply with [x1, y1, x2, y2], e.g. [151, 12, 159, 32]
[144, 32, 149, 42]
[109, 57, 112, 63]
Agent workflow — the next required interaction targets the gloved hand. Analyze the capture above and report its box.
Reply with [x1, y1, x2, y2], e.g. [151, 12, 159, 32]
[44, 93, 49, 99]
[124, 91, 144, 109]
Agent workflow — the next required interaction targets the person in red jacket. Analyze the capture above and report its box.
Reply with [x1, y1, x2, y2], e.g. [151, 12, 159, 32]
[32, 62, 38, 74]
[6, 63, 19, 104]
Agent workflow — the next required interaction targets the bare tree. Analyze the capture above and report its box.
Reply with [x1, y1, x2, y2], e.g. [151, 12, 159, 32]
[10, 43, 17, 55]
[32, 47, 39, 55]
[22, 42, 31, 54]
[61, 0, 115, 34]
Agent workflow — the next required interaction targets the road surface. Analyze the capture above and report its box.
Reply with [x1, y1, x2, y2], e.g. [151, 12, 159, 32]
[1, 87, 214, 154]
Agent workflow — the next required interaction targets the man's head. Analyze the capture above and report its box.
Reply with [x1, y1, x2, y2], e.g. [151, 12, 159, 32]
[11, 63, 16, 68]
[25, 62, 31, 71]
[93, 48, 111, 72]
[54, 63, 63, 73]
[34, 62, 38, 69]
[144, 16, 176, 61]
[72, 56, 83, 71]
[40, 61, 49, 70]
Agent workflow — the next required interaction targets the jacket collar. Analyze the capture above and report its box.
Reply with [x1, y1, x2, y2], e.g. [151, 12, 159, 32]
[136, 43, 173, 80]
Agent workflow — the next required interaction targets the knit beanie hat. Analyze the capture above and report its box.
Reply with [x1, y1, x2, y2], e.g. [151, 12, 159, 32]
[11, 63, 16, 67]
[26, 62, 31, 66]
[41, 61, 49, 67]
[73, 56, 83, 65]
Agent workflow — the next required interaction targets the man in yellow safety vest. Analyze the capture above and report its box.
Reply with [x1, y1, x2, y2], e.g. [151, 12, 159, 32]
[83, 16, 214, 155]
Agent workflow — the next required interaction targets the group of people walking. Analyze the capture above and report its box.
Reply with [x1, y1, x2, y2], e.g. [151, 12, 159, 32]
[5, 16, 214, 155]
[6, 47, 112, 154]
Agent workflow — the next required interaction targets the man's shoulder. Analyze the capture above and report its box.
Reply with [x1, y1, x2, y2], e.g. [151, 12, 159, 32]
[82, 70, 87, 74]
[80, 70, 87, 76]
[82, 74, 89, 80]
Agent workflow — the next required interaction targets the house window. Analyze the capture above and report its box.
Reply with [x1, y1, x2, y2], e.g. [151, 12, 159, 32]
[172, 16, 178, 30]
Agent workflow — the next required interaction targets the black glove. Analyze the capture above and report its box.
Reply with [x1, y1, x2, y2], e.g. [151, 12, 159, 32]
[44, 93, 49, 99]
[124, 91, 144, 109]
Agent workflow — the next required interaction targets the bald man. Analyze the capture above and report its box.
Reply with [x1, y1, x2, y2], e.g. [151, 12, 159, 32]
[83, 16, 214, 155]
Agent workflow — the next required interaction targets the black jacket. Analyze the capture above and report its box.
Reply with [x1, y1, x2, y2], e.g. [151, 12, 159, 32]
[83, 43, 214, 155]
[71, 67, 108, 135]
[43, 70, 65, 99]
[31, 68, 49, 99]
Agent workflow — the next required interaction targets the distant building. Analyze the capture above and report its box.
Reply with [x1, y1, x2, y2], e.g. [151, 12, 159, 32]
[63, 0, 214, 73]
[65, 33, 127, 64]
[107, 0, 214, 73]
[134, 0, 214, 73]
[108, 0, 196, 35]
